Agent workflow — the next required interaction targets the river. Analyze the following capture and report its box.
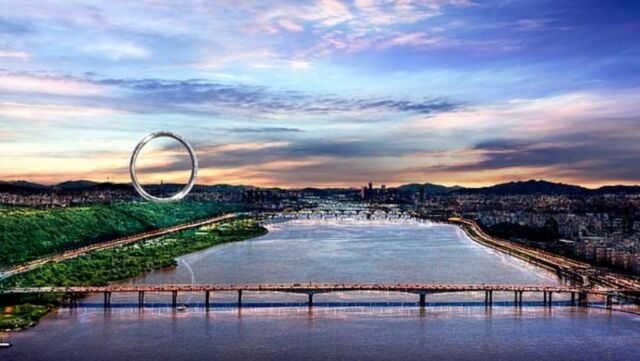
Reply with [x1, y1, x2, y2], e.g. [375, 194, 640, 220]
[2, 219, 639, 360]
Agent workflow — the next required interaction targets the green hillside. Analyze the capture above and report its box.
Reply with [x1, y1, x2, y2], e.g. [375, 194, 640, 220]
[0, 202, 240, 267]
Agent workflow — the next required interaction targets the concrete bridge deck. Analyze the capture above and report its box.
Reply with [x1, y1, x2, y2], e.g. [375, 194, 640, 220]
[0, 283, 628, 295]
[1, 283, 633, 310]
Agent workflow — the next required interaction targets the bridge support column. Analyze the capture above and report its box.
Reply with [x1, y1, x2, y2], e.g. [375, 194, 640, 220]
[548, 292, 552, 307]
[514, 291, 518, 306]
[205, 291, 210, 309]
[308, 293, 313, 307]
[606, 295, 612, 309]
[519, 291, 523, 307]
[571, 292, 576, 306]
[238, 290, 243, 308]
[138, 291, 144, 307]
[578, 292, 588, 307]
[172, 291, 178, 308]
[543, 291, 547, 306]
[419, 294, 426, 308]
[484, 290, 493, 306]
[104, 292, 111, 308]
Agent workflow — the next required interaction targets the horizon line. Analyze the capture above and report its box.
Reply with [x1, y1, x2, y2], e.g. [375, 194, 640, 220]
[3, 178, 640, 191]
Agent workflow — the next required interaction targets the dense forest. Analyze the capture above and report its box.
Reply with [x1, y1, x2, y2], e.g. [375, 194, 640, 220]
[1, 219, 266, 288]
[0, 202, 240, 267]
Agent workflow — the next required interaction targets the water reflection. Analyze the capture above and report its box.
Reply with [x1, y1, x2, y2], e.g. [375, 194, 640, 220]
[3, 307, 640, 361]
[4, 219, 639, 361]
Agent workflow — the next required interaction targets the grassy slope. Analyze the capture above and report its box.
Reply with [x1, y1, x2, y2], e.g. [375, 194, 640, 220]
[0, 219, 267, 330]
[0, 202, 240, 267]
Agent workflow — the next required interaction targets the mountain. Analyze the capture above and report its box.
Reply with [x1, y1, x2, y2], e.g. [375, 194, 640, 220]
[592, 185, 640, 194]
[394, 183, 462, 195]
[0, 180, 49, 192]
[1, 179, 640, 196]
[193, 184, 250, 193]
[455, 180, 589, 195]
[56, 180, 99, 190]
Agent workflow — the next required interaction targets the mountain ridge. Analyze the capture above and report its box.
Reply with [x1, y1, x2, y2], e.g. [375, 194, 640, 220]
[1, 179, 640, 195]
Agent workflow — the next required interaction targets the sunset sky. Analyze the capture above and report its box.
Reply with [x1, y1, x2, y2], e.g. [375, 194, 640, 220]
[1, 0, 639, 188]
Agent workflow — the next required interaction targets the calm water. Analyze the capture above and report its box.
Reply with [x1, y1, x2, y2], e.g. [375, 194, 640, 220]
[2, 219, 640, 360]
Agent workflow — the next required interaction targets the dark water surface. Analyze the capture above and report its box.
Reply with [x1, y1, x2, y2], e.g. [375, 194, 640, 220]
[2, 220, 639, 360]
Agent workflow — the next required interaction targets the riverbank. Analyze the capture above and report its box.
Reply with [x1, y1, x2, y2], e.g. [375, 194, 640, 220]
[449, 217, 587, 274]
[0, 202, 240, 268]
[0, 219, 267, 331]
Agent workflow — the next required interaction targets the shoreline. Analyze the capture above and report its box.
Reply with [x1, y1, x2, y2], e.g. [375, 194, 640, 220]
[0, 219, 268, 332]
[448, 218, 565, 275]
[449, 217, 640, 294]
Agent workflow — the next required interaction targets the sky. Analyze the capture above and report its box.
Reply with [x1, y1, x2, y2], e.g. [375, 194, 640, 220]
[1, 0, 640, 188]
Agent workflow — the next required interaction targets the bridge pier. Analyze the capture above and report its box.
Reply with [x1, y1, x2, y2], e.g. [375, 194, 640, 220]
[308, 293, 313, 307]
[419, 293, 426, 307]
[571, 292, 576, 306]
[104, 291, 111, 308]
[238, 290, 243, 308]
[606, 295, 612, 309]
[138, 291, 144, 307]
[68, 293, 79, 308]
[519, 291, 524, 306]
[205, 291, 210, 309]
[485, 290, 493, 306]
[172, 291, 177, 308]
[578, 292, 588, 307]
[548, 292, 552, 307]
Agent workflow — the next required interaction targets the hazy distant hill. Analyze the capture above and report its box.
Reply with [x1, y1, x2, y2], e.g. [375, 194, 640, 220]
[394, 183, 463, 195]
[592, 185, 640, 194]
[0, 180, 48, 192]
[1, 179, 640, 196]
[56, 180, 99, 190]
[455, 180, 588, 195]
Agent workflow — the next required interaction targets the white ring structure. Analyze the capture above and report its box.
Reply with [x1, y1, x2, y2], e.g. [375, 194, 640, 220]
[129, 131, 198, 202]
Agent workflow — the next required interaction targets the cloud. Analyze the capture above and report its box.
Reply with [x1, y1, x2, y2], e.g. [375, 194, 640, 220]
[0, 71, 105, 96]
[0, 17, 32, 34]
[224, 127, 304, 133]
[86, 74, 462, 117]
[82, 40, 151, 60]
[278, 19, 304, 32]
[0, 71, 461, 121]
[138, 137, 422, 174]
[0, 51, 29, 59]
[0, 102, 118, 120]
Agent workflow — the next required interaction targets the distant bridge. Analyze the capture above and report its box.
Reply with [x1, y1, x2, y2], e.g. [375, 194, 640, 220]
[271, 209, 413, 221]
[1, 283, 633, 309]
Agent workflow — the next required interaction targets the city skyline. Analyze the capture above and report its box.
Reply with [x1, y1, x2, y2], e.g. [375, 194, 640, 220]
[1, 1, 640, 188]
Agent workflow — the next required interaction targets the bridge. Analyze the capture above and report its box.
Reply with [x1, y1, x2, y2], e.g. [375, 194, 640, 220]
[271, 209, 412, 221]
[1, 283, 632, 309]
